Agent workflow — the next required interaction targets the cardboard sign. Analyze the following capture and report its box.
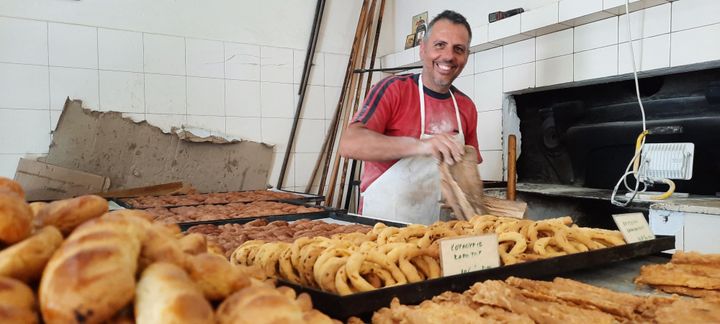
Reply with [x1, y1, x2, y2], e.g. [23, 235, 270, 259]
[613, 212, 656, 243]
[439, 234, 500, 276]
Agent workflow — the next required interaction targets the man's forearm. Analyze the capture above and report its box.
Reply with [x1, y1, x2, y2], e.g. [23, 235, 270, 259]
[339, 126, 423, 162]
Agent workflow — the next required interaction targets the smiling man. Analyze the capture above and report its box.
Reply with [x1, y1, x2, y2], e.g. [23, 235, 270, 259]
[339, 10, 481, 225]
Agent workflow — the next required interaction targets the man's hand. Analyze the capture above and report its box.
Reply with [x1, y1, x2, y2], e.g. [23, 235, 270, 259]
[417, 133, 464, 165]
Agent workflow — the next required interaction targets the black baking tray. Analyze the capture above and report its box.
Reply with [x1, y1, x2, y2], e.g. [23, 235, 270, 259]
[280, 235, 675, 320]
[113, 189, 324, 209]
[178, 210, 408, 231]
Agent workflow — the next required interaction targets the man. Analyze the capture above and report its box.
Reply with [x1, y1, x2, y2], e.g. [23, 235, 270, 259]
[339, 10, 481, 225]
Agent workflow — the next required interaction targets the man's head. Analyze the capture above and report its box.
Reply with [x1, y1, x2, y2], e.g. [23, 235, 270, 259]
[419, 10, 471, 94]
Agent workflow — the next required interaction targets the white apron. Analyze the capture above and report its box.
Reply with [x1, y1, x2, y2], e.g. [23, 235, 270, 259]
[361, 75, 465, 225]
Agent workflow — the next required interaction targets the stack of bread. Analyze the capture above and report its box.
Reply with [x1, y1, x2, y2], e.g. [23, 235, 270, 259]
[231, 215, 626, 295]
[122, 190, 304, 208]
[145, 201, 323, 224]
[0, 177, 338, 323]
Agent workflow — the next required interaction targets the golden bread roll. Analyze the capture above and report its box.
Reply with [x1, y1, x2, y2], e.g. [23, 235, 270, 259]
[0, 177, 24, 199]
[139, 223, 187, 270]
[135, 262, 214, 324]
[0, 226, 63, 282]
[0, 191, 33, 244]
[39, 213, 146, 324]
[35, 195, 109, 235]
[179, 233, 207, 255]
[185, 253, 250, 301]
[28, 201, 48, 219]
[0, 276, 38, 324]
[216, 285, 336, 324]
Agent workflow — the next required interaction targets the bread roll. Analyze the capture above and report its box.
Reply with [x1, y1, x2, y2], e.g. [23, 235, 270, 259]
[179, 233, 207, 255]
[28, 202, 48, 219]
[0, 177, 24, 199]
[216, 285, 336, 324]
[0, 191, 33, 245]
[185, 253, 250, 301]
[35, 195, 109, 235]
[138, 222, 187, 271]
[0, 226, 63, 282]
[39, 213, 146, 324]
[135, 262, 214, 324]
[0, 276, 38, 324]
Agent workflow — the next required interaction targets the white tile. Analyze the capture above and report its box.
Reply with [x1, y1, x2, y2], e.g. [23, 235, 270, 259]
[478, 150, 503, 181]
[49, 67, 99, 110]
[295, 85, 325, 119]
[618, 34, 670, 74]
[559, 0, 604, 22]
[536, 54, 574, 87]
[459, 53, 474, 78]
[261, 82, 294, 118]
[325, 86, 342, 120]
[503, 62, 536, 93]
[121, 112, 146, 123]
[295, 119, 325, 153]
[145, 113, 186, 133]
[537, 29, 574, 60]
[260, 46, 293, 83]
[269, 151, 294, 187]
[475, 70, 504, 112]
[187, 77, 224, 116]
[381, 53, 396, 69]
[671, 23, 720, 67]
[470, 24, 489, 47]
[452, 75, 474, 99]
[396, 49, 415, 66]
[574, 45, 618, 81]
[99, 70, 144, 113]
[225, 42, 260, 81]
[185, 115, 225, 134]
[474, 47, 503, 73]
[503, 38, 535, 67]
[50, 110, 61, 131]
[488, 15, 522, 42]
[0, 17, 47, 65]
[226, 80, 261, 117]
[98, 28, 143, 72]
[186, 38, 224, 78]
[0, 154, 22, 178]
[226, 117, 262, 142]
[325, 53, 348, 86]
[603, 0, 640, 9]
[48, 23, 97, 69]
[574, 17, 618, 52]
[0, 63, 49, 109]
[0, 109, 51, 153]
[144, 74, 186, 115]
[294, 152, 319, 190]
[262, 118, 293, 152]
[294, 50, 325, 86]
[477, 110, 503, 151]
[521, 2, 560, 33]
[618, 3, 671, 42]
[143, 34, 185, 75]
[672, 0, 720, 32]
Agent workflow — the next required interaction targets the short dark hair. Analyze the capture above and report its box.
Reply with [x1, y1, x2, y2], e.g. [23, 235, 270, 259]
[424, 10, 472, 43]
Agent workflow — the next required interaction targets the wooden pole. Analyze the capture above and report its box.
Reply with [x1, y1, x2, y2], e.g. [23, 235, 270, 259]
[507, 134, 517, 201]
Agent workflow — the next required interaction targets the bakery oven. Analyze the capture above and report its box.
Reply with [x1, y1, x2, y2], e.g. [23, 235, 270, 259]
[498, 66, 720, 246]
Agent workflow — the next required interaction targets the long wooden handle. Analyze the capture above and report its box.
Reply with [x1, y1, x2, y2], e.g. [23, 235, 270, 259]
[507, 134, 517, 201]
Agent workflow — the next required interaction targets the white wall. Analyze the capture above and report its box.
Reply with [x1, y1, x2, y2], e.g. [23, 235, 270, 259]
[388, 0, 720, 181]
[0, 0, 369, 192]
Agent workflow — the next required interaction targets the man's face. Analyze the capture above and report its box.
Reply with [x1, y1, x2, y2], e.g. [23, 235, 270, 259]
[419, 19, 470, 93]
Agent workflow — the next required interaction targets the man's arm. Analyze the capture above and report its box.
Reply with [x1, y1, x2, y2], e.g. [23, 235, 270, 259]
[339, 122, 464, 164]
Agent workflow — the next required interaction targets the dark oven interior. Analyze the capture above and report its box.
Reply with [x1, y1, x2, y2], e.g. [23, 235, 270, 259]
[515, 67, 720, 196]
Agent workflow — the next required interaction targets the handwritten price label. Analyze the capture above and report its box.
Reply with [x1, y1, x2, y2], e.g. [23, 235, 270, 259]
[612, 212, 656, 243]
[439, 234, 500, 276]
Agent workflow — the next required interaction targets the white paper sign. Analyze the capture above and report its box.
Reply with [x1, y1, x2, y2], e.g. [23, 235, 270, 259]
[613, 212, 656, 243]
[439, 234, 500, 276]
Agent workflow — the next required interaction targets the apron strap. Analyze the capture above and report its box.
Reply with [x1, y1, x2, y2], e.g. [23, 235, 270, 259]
[418, 74, 464, 138]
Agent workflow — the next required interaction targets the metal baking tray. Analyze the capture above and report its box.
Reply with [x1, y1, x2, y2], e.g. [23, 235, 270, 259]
[113, 189, 324, 209]
[178, 210, 407, 231]
[280, 235, 675, 320]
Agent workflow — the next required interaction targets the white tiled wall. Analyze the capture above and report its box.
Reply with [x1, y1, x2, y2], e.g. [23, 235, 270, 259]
[387, 0, 720, 181]
[0, 16, 349, 193]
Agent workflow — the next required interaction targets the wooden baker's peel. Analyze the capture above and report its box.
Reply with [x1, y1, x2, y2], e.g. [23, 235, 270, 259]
[439, 146, 527, 220]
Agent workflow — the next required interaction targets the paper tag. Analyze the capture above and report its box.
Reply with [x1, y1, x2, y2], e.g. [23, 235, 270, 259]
[439, 234, 500, 276]
[612, 212, 656, 243]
